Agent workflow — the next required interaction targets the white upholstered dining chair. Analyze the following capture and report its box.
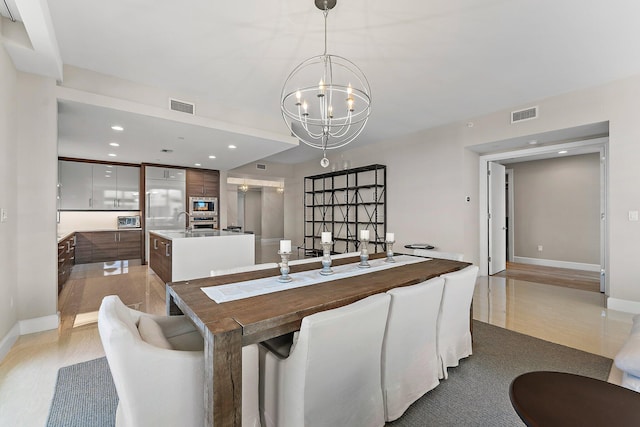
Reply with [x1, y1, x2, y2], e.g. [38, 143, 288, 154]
[382, 277, 445, 421]
[259, 293, 391, 427]
[98, 295, 261, 427]
[436, 265, 479, 379]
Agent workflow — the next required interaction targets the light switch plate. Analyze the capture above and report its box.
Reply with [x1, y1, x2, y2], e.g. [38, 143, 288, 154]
[0, 208, 7, 223]
[629, 210, 639, 222]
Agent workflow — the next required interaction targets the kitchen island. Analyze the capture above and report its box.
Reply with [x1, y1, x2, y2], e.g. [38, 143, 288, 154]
[148, 230, 255, 283]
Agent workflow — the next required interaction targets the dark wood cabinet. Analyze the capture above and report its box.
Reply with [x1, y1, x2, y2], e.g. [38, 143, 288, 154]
[75, 230, 142, 264]
[186, 169, 220, 198]
[148, 232, 172, 283]
[91, 231, 119, 262]
[118, 231, 142, 260]
[58, 233, 76, 293]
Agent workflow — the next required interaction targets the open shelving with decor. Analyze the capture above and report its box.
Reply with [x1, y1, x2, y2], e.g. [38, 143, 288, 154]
[304, 164, 386, 256]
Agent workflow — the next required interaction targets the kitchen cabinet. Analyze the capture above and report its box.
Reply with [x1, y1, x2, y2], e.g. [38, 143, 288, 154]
[75, 230, 142, 264]
[148, 232, 172, 283]
[145, 166, 186, 182]
[57, 233, 76, 293]
[59, 160, 140, 211]
[92, 165, 140, 210]
[186, 169, 220, 198]
[59, 161, 93, 210]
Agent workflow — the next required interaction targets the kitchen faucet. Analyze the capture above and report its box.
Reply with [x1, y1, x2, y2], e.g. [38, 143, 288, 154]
[176, 211, 192, 230]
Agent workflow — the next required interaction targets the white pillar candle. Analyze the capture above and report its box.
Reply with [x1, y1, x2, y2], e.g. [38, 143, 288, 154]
[280, 240, 291, 253]
[360, 229, 369, 240]
[386, 232, 395, 242]
[321, 232, 332, 243]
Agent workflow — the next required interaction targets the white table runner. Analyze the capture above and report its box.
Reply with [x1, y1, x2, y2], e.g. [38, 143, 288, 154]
[201, 255, 430, 303]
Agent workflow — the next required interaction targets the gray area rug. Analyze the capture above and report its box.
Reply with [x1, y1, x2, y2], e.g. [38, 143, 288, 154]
[389, 321, 613, 426]
[46, 357, 118, 427]
[46, 321, 612, 426]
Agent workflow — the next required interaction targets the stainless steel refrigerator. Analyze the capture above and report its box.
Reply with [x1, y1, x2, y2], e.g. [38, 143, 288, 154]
[145, 166, 186, 262]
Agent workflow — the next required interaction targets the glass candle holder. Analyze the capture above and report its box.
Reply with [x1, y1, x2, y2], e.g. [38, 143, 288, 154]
[277, 251, 292, 283]
[385, 240, 396, 263]
[320, 241, 334, 275]
[358, 238, 370, 268]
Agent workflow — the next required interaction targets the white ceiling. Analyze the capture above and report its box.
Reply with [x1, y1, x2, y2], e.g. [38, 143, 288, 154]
[4, 0, 640, 168]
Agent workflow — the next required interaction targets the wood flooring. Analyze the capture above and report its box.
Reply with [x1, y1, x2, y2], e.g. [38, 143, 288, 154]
[492, 262, 601, 293]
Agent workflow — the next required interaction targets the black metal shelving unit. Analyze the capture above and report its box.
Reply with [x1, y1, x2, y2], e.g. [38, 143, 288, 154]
[303, 164, 386, 256]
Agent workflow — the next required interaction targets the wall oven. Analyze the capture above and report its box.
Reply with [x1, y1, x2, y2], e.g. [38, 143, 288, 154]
[188, 196, 218, 229]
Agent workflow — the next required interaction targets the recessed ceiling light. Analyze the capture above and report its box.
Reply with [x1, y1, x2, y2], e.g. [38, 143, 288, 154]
[111, 125, 124, 131]
[109, 142, 120, 147]
[228, 145, 237, 149]
[194, 163, 201, 166]
[209, 155, 216, 159]
[108, 153, 117, 157]
[528, 140, 538, 145]
[558, 150, 568, 154]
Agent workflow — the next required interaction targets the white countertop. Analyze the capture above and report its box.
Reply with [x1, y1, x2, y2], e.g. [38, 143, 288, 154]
[149, 229, 250, 240]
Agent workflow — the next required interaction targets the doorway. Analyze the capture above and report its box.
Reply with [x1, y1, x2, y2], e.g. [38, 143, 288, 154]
[478, 136, 609, 294]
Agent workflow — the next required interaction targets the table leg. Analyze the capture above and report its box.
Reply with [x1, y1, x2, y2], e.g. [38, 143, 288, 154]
[166, 287, 183, 316]
[203, 319, 243, 426]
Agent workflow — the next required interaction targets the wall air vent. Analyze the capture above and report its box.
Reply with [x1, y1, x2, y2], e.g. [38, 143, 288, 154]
[511, 106, 538, 123]
[169, 98, 195, 115]
[256, 163, 267, 170]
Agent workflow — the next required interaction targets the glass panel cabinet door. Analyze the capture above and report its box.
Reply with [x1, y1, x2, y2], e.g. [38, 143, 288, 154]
[59, 160, 93, 210]
[116, 165, 140, 210]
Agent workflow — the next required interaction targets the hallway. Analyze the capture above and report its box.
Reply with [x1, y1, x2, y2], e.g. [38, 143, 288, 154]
[492, 262, 601, 293]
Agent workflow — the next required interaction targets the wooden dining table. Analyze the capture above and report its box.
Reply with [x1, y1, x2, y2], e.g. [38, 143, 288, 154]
[166, 252, 470, 426]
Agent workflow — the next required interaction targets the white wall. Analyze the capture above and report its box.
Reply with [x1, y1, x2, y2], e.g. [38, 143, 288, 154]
[0, 24, 19, 355]
[58, 211, 140, 235]
[226, 187, 239, 228]
[261, 187, 284, 239]
[243, 190, 262, 235]
[289, 125, 475, 263]
[16, 72, 58, 327]
[506, 154, 600, 264]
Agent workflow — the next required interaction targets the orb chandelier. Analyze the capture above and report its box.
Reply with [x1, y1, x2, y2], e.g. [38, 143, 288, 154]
[281, 0, 372, 168]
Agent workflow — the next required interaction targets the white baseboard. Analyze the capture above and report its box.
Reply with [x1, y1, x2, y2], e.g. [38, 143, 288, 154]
[513, 256, 601, 272]
[0, 323, 20, 362]
[607, 297, 640, 314]
[19, 313, 59, 335]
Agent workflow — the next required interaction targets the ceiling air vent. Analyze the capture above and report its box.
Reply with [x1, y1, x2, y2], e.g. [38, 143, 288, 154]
[169, 98, 195, 115]
[256, 163, 267, 170]
[511, 106, 538, 124]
